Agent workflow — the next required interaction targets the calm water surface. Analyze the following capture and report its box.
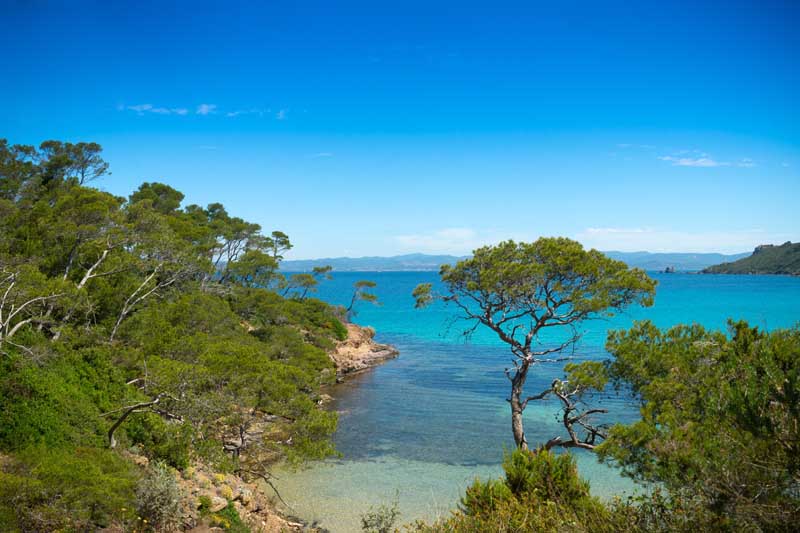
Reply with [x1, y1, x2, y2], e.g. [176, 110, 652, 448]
[274, 272, 800, 532]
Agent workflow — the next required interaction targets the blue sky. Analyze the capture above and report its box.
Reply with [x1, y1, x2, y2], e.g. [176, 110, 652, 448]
[2, 0, 798, 258]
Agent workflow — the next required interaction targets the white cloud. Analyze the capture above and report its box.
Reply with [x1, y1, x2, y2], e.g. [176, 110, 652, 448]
[657, 151, 757, 168]
[122, 103, 278, 118]
[658, 155, 727, 167]
[123, 104, 190, 116]
[309, 152, 334, 158]
[575, 227, 791, 254]
[127, 103, 153, 113]
[395, 228, 530, 255]
[196, 103, 217, 115]
[225, 108, 269, 118]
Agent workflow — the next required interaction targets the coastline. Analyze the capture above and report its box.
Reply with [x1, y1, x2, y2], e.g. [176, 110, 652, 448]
[328, 322, 400, 380]
[262, 323, 399, 531]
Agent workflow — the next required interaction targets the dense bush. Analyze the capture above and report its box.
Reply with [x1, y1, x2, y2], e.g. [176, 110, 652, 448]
[0, 445, 137, 532]
[414, 449, 620, 532]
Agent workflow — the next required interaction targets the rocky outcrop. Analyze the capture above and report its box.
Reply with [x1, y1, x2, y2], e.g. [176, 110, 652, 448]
[329, 323, 398, 378]
[124, 452, 309, 532]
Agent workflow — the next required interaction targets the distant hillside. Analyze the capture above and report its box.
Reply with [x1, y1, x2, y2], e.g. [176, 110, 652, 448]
[282, 250, 749, 272]
[281, 253, 466, 272]
[702, 242, 800, 275]
[603, 251, 750, 272]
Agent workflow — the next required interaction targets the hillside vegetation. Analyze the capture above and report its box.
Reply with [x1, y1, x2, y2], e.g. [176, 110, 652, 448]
[0, 139, 345, 531]
[703, 241, 800, 275]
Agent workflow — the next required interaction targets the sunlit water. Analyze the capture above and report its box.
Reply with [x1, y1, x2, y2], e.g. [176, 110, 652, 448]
[273, 272, 800, 532]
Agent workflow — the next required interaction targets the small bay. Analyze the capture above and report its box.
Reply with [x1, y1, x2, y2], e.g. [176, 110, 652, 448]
[275, 271, 800, 532]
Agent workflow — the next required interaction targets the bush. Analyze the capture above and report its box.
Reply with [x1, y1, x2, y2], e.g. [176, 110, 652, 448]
[361, 498, 400, 533]
[213, 501, 251, 533]
[0, 445, 137, 532]
[416, 450, 616, 532]
[136, 461, 183, 532]
[459, 478, 511, 515]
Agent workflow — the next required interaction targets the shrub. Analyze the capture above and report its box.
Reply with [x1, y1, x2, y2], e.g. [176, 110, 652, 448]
[0, 445, 137, 532]
[360, 498, 400, 533]
[136, 461, 183, 532]
[214, 501, 251, 533]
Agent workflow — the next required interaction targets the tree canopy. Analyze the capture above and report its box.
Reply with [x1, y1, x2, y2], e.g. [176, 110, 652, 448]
[0, 138, 346, 531]
[414, 238, 656, 450]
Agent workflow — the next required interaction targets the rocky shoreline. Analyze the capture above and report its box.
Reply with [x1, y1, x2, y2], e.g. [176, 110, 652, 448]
[328, 323, 399, 379]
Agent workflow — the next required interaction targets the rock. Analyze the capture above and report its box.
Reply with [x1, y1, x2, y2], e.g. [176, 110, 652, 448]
[209, 496, 228, 513]
[195, 472, 212, 489]
[329, 323, 399, 377]
[236, 487, 253, 506]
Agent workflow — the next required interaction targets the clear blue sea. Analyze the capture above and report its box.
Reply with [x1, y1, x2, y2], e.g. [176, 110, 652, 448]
[274, 272, 800, 531]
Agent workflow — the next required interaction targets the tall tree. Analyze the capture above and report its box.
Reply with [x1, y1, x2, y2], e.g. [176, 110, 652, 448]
[39, 141, 110, 186]
[413, 238, 656, 450]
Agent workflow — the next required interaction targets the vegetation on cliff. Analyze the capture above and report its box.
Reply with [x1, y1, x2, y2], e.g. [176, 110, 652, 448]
[0, 139, 346, 531]
[703, 241, 800, 275]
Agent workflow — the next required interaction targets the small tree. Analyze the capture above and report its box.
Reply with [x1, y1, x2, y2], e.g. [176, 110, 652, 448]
[413, 238, 655, 450]
[346, 280, 379, 319]
[283, 265, 332, 300]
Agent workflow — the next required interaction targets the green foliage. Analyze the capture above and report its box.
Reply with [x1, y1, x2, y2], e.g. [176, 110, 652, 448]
[417, 450, 616, 532]
[129, 181, 185, 214]
[600, 320, 800, 530]
[562, 361, 608, 393]
[0, 138, 344, 528]
[228, 249, 280, 288]
[419, 238, 656, 314]
[0, 445, 137, 532]
[703, 241, 800, 275]
[0, 348, 126, 450]
[348, 279, 380, 318]
[458, 478, 511, 515]
[213, 501, 251, 533]
[125, 414, 193, 469]
[413, 237, 656, 449]
[501, 448, 593, 504]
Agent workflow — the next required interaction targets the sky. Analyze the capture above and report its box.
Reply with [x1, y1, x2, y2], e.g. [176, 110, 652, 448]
[2, 0, 798, 258]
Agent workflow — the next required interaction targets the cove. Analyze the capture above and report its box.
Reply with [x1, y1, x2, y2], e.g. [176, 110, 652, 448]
[274, 271, 800, 531]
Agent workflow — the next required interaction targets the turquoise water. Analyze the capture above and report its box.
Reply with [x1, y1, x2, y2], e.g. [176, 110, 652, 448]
[274, 272, 800, 532]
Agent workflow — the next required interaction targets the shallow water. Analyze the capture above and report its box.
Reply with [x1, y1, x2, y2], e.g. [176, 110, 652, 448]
[274, 272, 800, 531]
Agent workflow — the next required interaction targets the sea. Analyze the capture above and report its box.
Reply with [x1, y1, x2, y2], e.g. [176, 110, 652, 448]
[273, 271, 800, 532]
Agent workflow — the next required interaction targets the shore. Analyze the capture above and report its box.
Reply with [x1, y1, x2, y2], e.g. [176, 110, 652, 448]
[329, 322, 399, 379]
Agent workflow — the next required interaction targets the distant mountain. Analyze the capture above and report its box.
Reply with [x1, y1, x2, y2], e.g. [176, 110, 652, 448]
[281, 253, 466, 272]
[603, 251, 751, 272]
[282, 251, 750, 272]
[702, 242, 800, 275]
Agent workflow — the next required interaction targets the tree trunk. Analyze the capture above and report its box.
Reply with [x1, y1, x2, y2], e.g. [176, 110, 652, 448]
[511, 400, 528, 450]
[509, 358, 531, 450]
